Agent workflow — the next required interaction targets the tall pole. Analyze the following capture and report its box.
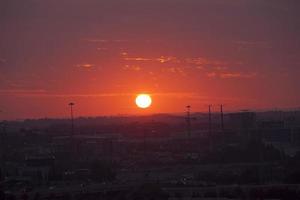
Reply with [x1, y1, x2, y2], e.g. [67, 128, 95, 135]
[186, 105, 191, 139]
[209, 105, 212, 135]
[0, 110, 5, 181]
[220, 104, 224, 132]
[69, 102, 75, 137]
[68, 102, 76, 168]
[0, 121, 6, 146]
[209, 105, 212, 151]
[0, 110, 4, 156]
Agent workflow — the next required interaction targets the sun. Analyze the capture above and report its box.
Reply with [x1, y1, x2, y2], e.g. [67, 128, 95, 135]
[135, 94, 152, 109]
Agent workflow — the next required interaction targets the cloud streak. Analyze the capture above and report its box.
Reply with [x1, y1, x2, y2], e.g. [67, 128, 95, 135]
[0, 90, 199, 99]
[0, 89, 47, 95]
[76, 64, 96, 68]
[120, 53, 255, 78]
[206, 72, 257, 79]
[220, 72, 257, 79]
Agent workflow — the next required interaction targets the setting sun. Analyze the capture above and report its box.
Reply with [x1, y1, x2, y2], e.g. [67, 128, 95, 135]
[135, 94, 152, 109]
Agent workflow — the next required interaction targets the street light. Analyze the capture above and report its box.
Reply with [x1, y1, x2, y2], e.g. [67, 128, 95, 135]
[68, 102, 75, 137]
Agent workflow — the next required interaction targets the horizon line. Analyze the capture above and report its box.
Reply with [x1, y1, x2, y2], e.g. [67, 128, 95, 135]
[2, 107, 300, 122]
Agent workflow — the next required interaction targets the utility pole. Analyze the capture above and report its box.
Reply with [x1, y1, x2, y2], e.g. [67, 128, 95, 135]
[186, 105, 191, 139]
[0, 111, 4, 155]
[208, 105, 212, 151]
[68, 102, 75, 137]
[68, 102, 75, 158]
[220, 104, 224, 132]
[209, 105, 212, 135]
[0, 110, 6, 181]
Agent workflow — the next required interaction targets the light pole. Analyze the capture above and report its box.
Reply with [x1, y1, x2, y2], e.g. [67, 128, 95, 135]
[186, 105, 191, 139]
[68, 102, 75, 137]
[0, 111, 5, 181]
[208, 105, 212, 151]
[220, 104, 224, 132]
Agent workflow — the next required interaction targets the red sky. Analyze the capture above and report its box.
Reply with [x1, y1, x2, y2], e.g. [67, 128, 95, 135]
[0, 0, 300, 119]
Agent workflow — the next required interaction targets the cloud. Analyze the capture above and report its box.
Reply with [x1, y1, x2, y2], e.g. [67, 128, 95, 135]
[118, 51, 260, 81]
[233, 40, 272, 49]
[206, 72, 217, 78]
[0, 91, 199, 99]
[156, 56, 179, 63]
[185, 57, 227, 67]
[123, 57, 152, 61]
[121, 52, 128, 56]
[0, 91, 132, 98]
[206, 72, 257, 79]
[0, 89, 47, 96]
[76, 64, 96, 68]
[121, 53, 228, 69]
[120, 53, 253, 78]
[123, 56, 180, 65]
[122, 65, 141, 71]
[97, 47, 108, 51]
[220, 72, 257, 79]
[84, 39, 128, 43]
[162, 67, 186, 76]
[83, 39, 109, 43]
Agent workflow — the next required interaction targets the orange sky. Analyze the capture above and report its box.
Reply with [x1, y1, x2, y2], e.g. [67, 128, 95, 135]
[0, 0, 300, 119]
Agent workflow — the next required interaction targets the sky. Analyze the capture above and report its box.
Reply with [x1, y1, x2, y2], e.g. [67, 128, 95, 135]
[0, 0, 300, 119]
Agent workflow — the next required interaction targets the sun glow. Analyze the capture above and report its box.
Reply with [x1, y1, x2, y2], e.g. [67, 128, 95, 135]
[135, 94, 152, 109]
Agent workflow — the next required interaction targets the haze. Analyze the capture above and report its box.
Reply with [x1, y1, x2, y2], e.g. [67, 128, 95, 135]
[1, 0, 300, 119]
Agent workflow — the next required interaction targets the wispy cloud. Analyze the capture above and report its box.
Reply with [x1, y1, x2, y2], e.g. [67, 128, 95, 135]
[122, 54, 220, 66]
[83, 39, 128, 43]
[119, 52, 257, 79]
[162, 67, 186, 76]
[83, 39, 109, 43]
[206, 72, 217, 78]
[220, 72, 257, 79]
[97, 47, 108, 51]
[0, 89, 47, 95]
[122, 65, 141, 71]
[121, 53, 229, 69]
[185, 57, 227, 67]
[76, 64, 96, 69]
[0, 91, 199, 99]
[234, 40, 272, 49]
[124, 57, 152, 61]
[206, 72, 257, 79]
[157, 56, 179, 64]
